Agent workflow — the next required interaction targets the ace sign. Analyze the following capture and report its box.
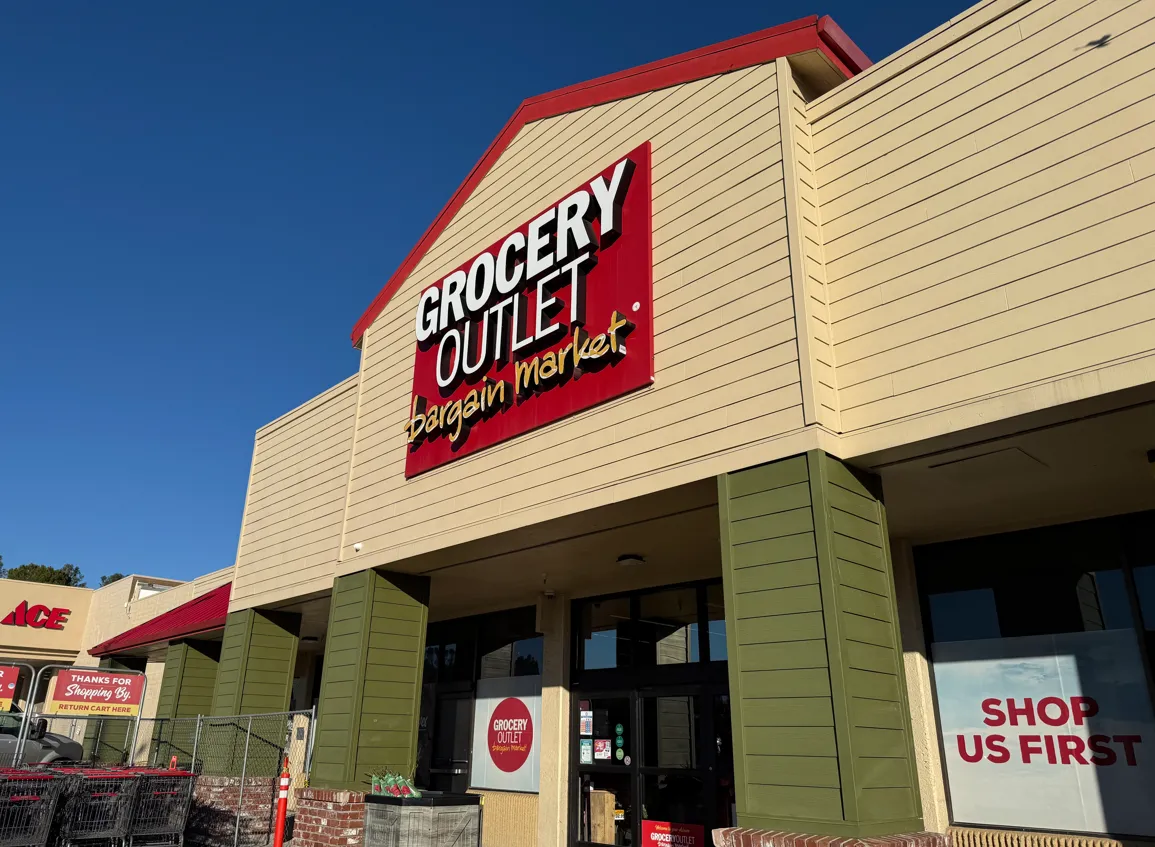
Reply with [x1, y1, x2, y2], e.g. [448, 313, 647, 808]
[404, 142, 653, 476]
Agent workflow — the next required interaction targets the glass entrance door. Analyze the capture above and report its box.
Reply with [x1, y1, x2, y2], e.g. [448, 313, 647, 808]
[574, 687, 733, 846]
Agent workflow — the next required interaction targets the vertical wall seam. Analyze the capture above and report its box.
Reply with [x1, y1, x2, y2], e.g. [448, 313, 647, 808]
[348, 570, 375, 784]
[335, 328, 372, 565]
[776, 57, 821, 427]
[717, 472, 752, 821]
[879, 505, 925, 816]
[227, 439, 260, 614]
[808, 450, 859, 825]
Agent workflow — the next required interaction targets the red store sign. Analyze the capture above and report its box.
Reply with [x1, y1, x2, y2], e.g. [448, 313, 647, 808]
[1, 601, 70, 630]
[46, 668, 146, 717]
[404, 142, 654, 476]
[642, 821, 705, 846]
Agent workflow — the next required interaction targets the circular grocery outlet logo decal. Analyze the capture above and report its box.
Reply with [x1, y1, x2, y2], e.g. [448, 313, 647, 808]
[488, 698, 533, 773]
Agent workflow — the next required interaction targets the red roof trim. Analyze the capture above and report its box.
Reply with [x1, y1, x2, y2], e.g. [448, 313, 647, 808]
[817, 15, 874, 76]
[88, 582, 231, 657]
[351, 15, 869, 346]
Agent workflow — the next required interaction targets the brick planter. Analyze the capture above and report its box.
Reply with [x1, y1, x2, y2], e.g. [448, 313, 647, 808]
[188, 776, 278, 847]
[713, 829, 952, 847]
[294, 787, 367, 847]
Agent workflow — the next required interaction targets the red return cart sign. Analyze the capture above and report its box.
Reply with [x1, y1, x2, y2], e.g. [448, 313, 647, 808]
[46, 668, 145, 716]
[0, 666, 19, 711]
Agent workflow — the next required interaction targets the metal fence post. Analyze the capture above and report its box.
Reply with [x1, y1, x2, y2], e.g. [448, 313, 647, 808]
[304, 705, 316, 777]
[234, 716, 253, 847]
[191, 715, 202, 773]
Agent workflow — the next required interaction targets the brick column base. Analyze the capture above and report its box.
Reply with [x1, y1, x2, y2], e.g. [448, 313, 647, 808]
[189, 776, 277, 847]
[713, 829, 952, 847]
[294, 787, 367, 847]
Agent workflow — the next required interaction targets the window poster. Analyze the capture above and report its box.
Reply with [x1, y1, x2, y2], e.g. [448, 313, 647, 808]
[580, 709, 593, 736]
[580, 738, 593, 765]
[470, 675, 541, 793]
[934, 629, 1155, 836]
[594, 739, 612, 760]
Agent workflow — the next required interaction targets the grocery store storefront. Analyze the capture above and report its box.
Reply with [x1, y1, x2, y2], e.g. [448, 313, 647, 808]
[176, 1, 1155, 846]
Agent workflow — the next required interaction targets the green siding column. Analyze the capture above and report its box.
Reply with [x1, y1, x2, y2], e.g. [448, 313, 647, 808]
[156, 640, 220, 719]
[312, 568, 429, 790]
[211, 608, 300, 716]
[719, 451, 923, 837]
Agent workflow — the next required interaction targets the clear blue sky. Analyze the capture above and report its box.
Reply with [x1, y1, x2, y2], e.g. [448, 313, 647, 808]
[0, 0, 966, 585]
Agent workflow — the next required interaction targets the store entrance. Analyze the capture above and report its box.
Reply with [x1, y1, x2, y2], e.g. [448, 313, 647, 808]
[575, 686, 733, 846]
[570, 581, 734, 847]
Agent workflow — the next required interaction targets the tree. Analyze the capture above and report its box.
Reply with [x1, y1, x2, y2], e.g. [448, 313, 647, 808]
[99, 573, 126, 587]
[2, 563, 86, 587]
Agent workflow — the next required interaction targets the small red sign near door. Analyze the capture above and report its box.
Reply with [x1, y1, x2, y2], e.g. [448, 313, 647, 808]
[46, 669, 145, 716]
[642, 821, 706, 846]
[487, 697, 533, 773]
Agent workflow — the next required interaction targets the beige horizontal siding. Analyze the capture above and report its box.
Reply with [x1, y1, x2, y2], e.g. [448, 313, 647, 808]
[342, 65, 809, 567]
[230, 376, 358, 611]
[808, 0, 1155, 434]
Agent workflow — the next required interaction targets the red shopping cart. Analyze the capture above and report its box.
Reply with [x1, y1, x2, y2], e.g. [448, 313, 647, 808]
[53, 767, 140, 847]
[0, 770, 62, 847]
[126, 769, 196, 847]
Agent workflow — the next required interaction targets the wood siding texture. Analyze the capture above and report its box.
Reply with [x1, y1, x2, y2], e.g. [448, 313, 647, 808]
[470, 790, 539, 847]
[230, 376, 358, 612]
[156, 640, 219, 719]
[808, 0, 1155, 437]
[211, 609, 299, 716]
[312, 569, 429, 790]
[719, 452, 920, 836]
[341, 63, 809, 569]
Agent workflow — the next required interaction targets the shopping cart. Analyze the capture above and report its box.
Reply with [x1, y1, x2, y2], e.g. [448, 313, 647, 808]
[126, 769, 196, 847]
[0, 770, 62, 847]
[53, 768, 140, 847]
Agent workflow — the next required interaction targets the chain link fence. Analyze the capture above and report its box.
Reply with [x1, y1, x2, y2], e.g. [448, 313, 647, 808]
[40, 711, 313, 847]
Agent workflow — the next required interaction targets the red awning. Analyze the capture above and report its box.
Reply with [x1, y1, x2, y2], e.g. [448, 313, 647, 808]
[89, 582, 231, 657]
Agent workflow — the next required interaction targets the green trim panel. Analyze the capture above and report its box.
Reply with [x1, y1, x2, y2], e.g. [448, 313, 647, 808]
[157, 640, 220, 720]
[210, 609, 299, 716]
[719, 451, 923, 837]
[311, 568, 429, 790]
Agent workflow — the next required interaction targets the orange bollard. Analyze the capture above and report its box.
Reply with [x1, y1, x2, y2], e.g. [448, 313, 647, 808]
[272, 756, 291, 847]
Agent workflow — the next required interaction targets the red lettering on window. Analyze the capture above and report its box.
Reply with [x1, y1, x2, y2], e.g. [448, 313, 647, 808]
[1007, 698, 1036, 726]
[1115, 735, 1142, 766]
[1057, 735, 1089, 765]
[1089, 735, 1116, 766]
[981, 698, 1005, 727]
[985, 735, 1010, 764]
[1037, 696, 1069, 727]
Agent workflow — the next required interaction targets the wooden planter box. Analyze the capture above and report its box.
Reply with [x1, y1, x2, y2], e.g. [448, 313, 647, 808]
[363, 792, 481, 847]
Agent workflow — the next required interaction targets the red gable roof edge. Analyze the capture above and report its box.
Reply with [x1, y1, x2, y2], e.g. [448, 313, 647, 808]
[351, 15, 870, 347]
[88, 581, 231, 657]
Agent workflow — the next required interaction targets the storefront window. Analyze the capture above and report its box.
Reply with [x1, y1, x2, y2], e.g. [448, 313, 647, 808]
[918, 514, 1155, 838]
[480, 636, 543, 678]
[1134, 565, 1155, 629]
[641, 695, 699, 768]
[576, 582, 727, 673]
[638, 589, 698, 666]
[580, 771, 633, 845]
[582, 597, 632, 670]
[706, 584, 727, 661]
